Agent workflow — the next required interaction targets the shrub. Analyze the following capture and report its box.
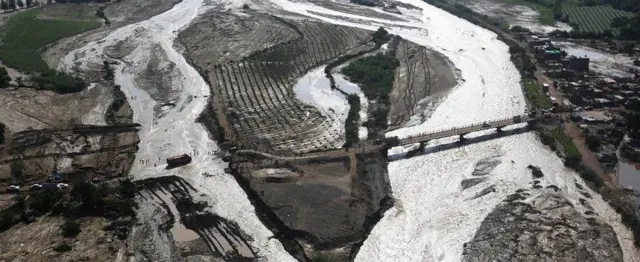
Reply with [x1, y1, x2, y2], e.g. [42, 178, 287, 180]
[350, 0, 375, 7]
[29, 190, 64, 215]
[0, 67, 10, 88]
[53, 242, 72, 252]
[344, 95, 361, 147]
[10, 159, 25, 181]
[311, 253, 332, 262]
[0, 122, 5, 144]
[578, 166, 604, 189]
[61, 220, 81, 238]
[372, 27, 392, 46]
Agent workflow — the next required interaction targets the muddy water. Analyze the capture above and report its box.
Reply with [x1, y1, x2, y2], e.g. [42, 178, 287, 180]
[618, 162, 640, 215]
[265, 0, 640, 261]
[58, 0, 297, 260]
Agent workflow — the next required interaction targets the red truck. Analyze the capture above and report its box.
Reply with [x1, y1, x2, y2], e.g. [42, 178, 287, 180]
[166, 154, 192, 167]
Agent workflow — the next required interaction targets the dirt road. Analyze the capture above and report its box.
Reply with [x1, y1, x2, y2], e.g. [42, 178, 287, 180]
[562, 117, 610, 183]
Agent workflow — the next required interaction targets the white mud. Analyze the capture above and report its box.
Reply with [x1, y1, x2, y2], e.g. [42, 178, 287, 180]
[263, 0, 640, 261]
[57, 0, 296, 260]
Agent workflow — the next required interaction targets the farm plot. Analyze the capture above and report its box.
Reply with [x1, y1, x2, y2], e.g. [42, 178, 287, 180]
[563, 5, 634, 35]
[214, 20, 374, 154]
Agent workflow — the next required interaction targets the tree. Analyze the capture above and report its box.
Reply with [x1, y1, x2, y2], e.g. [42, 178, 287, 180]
[10, 159, 25, 182]
[25, 0, 30, 7]
[585, 134, 601, 151]
[8, 0, 15, 9]
[0, 67, 10, 88]
[60, 220, 81, 238]
[0, 0, 8, 10]
[16, 0, 23, 8]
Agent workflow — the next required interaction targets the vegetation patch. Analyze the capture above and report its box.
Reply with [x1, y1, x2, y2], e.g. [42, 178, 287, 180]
[0, 8, 100, 93]
[0, 67, 10, 88]
[342, 53, 399, 130]
[493, 0, 558, 25]
[0, 179, 137, 233]
[350, 0, 375, 7]
[550, 127, 581, 168]
[562, 5, 634, 35]
[60, 220, 81, 238]
[0, 122, 5, 144]
[53, 242, 73, 252]
[523, 77, 550, 109]
[344, 94, 361, 147]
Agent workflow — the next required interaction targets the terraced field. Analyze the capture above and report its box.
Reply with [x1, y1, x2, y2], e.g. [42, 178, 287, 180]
[563, 5, 634, 35]
[216, 21, 372, 154]
[182, 13, 374, 155]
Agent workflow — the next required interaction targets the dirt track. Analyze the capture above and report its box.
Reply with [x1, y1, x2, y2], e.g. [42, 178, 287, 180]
[388, 37, 458, 130]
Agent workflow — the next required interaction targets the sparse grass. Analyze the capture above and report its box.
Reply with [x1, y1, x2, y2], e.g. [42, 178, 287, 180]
[551, 127, 582, 168]
[491, 0, 556, 25]
[522, 78, 550, 109]
[38, 3, 102, 21]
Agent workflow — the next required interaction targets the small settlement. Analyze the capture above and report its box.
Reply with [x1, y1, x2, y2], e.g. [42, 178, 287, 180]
[519, 33, 640, 171]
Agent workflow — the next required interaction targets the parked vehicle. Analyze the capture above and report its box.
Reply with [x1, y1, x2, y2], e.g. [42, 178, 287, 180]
[7, 185, 20, 192]
[41, 183, 58, 190]
[30, 184, 43, 191]
[57, 183, 69, 189]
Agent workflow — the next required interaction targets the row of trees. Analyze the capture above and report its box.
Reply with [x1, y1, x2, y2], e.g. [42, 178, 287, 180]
[0, 178, 138, 233]
[0, 0, 38, 10]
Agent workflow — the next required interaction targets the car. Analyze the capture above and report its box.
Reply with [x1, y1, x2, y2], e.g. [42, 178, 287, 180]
[30, 184, 43, 191]
[7, 185, 20, 192]
[57, 183, 69, 189]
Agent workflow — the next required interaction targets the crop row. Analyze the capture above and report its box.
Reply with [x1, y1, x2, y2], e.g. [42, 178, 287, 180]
[563, 5, 634, 35]
[214, 20, 373, 154]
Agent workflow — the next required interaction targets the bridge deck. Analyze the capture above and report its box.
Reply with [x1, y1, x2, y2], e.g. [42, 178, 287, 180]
[398, 115, 533, 146]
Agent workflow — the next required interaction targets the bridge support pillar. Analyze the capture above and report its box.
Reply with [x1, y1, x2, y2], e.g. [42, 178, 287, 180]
[496, 126, 505, 133]
[459, 133, 467, 142]
[419, 141, 428, 151]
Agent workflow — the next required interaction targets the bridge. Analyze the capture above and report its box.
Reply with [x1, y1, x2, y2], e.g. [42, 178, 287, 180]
[231, 115, 537, 164]
[393, 115, 536, 149]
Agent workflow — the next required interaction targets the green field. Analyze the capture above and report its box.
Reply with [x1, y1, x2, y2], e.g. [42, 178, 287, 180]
[0, 7, 101, 93]
[0, 8, 100, 72]
[551, 127, 580, 158]
[563, 5, 635, 34]
[523, 78, 551, 109]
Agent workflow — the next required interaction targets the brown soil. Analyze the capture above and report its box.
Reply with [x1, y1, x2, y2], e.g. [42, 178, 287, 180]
[0, 78, 139, 184]
[388, 37, 458, 129]
[181, 11, 374, 154]
[0, 216, 127, 262]
[562, 118, 610, 183]
[308, 0, 409, 22]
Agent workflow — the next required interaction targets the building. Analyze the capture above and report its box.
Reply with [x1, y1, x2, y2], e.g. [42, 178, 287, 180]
[543, 49, 562, 61]
[569, 56, 589, 72]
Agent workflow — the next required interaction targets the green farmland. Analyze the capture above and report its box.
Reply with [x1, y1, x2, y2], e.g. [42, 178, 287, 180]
[0, 7, 101, 93]
[0, 8, 100, 72]
[563, 5, 635, 35]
